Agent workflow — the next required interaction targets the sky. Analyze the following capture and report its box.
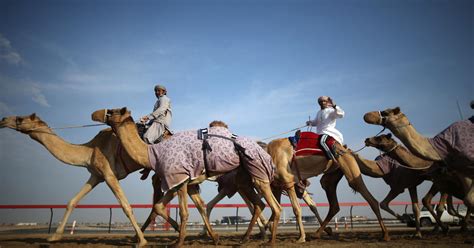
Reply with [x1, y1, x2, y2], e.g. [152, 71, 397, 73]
[0, 0, 472, 225]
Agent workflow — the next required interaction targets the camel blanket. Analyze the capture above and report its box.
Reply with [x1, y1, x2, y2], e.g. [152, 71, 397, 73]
[375, 154, 426, 193]
[148, 126, 275, 192]
[428, 118, 474, 166]
[217, 169, 238, 198]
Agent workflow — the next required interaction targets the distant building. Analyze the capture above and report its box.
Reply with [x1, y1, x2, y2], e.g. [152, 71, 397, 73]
[220, 216, 250, 225]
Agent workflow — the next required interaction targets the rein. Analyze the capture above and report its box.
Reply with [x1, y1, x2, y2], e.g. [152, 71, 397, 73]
[260, 124, 308, 141]
[351, 126, 386, 154]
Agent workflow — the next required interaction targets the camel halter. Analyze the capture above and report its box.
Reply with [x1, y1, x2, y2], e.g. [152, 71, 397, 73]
[377, 143, 433, 171]
[378, 111, 411, 131]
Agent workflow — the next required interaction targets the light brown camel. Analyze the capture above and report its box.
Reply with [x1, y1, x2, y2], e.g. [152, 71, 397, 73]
[363, 107, 474, 209]
[91, 107, 282, 246]
[266, 137, 390, 241]
[0, 113, 217, 247]
[364, 133, 472, 232]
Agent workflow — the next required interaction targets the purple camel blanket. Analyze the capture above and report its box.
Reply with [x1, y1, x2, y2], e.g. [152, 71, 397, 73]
[375, 154, 426, 192]
[148, 126, 275, 192]
[428, 119, 474, 166]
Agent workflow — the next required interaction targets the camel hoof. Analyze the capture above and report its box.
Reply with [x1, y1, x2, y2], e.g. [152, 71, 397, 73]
[382, 235, 390, 242]
[324, 227, 333, 236]
[138, 239, 148, 247]
[47, 234, 62, 242]
[266, 239, 276, 246]
[313, 232, 322, 239]
[413, 233, 422, 239]
[240, 237, 249, 244]
[212, 234, 220, 245]
[296, 237, 306, 243]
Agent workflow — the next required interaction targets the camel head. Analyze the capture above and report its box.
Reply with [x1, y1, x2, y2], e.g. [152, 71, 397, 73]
[91, 107, 132, 126]
[364, 133, 398, 152]
[363, 107, 409, 128]
[0, 113, 47, 133]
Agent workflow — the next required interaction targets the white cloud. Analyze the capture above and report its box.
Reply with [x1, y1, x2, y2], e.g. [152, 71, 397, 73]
[0, 33, 24, 65]
[0, 75, 50, 108]
[28, 84, 50, 107]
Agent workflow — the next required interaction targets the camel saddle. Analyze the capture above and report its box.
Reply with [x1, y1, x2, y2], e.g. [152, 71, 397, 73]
[294, 131, 337, 160]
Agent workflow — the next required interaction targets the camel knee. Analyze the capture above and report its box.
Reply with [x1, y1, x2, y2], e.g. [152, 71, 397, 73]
[379, 201, 389, 212]
[422, 196, 431, 208]
[154, 204, 167, 216]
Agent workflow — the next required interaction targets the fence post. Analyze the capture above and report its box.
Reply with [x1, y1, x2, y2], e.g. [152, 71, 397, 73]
[350, 205, 354, 229]
[235, 207, 239, 232]
[48, 208, 53, 234]
[108, 208, 112, 233]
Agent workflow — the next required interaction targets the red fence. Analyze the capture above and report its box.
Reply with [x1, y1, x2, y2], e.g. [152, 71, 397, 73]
[0, 201, 463, 233]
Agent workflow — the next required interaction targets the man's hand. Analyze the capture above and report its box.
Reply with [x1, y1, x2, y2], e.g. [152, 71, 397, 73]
[328, 97, 335, 106]
[140, 116, 149, 123]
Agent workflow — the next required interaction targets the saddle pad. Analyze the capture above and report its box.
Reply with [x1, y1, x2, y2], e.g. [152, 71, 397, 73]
[295, 132, 336, 158]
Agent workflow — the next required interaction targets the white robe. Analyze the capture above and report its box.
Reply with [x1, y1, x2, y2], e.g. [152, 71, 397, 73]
[308, 106, 345, 144]
[143, 95, 172, 144]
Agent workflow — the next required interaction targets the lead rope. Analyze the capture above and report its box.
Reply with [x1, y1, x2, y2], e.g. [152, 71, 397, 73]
[260, 124, 308, 141]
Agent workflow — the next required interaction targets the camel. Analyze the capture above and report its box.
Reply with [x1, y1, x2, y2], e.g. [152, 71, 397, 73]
[364, 133, 472, 231]
[363, 107, 474, 209]
[91, 107, 282, 246]
[350, 150, 427, 238]
[266, 137, 390, 241]
[0, 113, 219, 247]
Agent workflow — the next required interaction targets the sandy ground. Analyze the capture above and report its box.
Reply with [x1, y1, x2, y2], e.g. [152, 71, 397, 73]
[0, 227, 472, 247]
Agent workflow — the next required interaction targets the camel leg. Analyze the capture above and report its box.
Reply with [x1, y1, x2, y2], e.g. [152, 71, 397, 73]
[380, 189, 402, 220]
[175, 182, 190, 247]
[187, 185, 220, 245]
[142, 190, 180, 234]
[241, 192, 268, 239]
[460, 207, 471, 232]
[315, 169, 343, 239]
[446, 195, 459, 217]
[302, 190, 332, 236]
[253, 179, 281, 245]
[199, 191, 226, 236]
[286, 185, 306, 242]
[337, 153, 390, 241]
[48, 175, 102, 242]
[408, 187, 422, 238]
[238, 186, 265, 244]
[422, 184, 448, 233]
[90, 149, 147, 247]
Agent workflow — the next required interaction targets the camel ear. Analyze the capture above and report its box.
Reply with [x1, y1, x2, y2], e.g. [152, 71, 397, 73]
[393, 107, 400, 114]
[120, 107, 128, 115]
[30, 113, 36, 120]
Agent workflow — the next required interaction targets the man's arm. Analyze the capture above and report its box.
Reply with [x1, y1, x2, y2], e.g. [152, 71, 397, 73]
[148, 96, 170, 120]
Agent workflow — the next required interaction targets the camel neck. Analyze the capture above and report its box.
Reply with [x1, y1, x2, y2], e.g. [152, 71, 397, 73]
[390, 122, 442, 161]
[112, 117, 151, 169]
[353, 154, 384, 178]
[388, 145, 433, 169]
[28, 127, 91, 167]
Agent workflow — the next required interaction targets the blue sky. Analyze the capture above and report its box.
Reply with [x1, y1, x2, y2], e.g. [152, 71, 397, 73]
[0, 0, 472, 224]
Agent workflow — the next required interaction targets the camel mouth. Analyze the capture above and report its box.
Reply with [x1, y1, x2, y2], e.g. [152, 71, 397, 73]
[0, 117, 8, 128]
[363, 112, 381, 125]
[91, 109, 107, 123]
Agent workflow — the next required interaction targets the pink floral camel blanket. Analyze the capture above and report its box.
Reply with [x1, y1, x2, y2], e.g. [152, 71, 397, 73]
[148, 126, 275, 192]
